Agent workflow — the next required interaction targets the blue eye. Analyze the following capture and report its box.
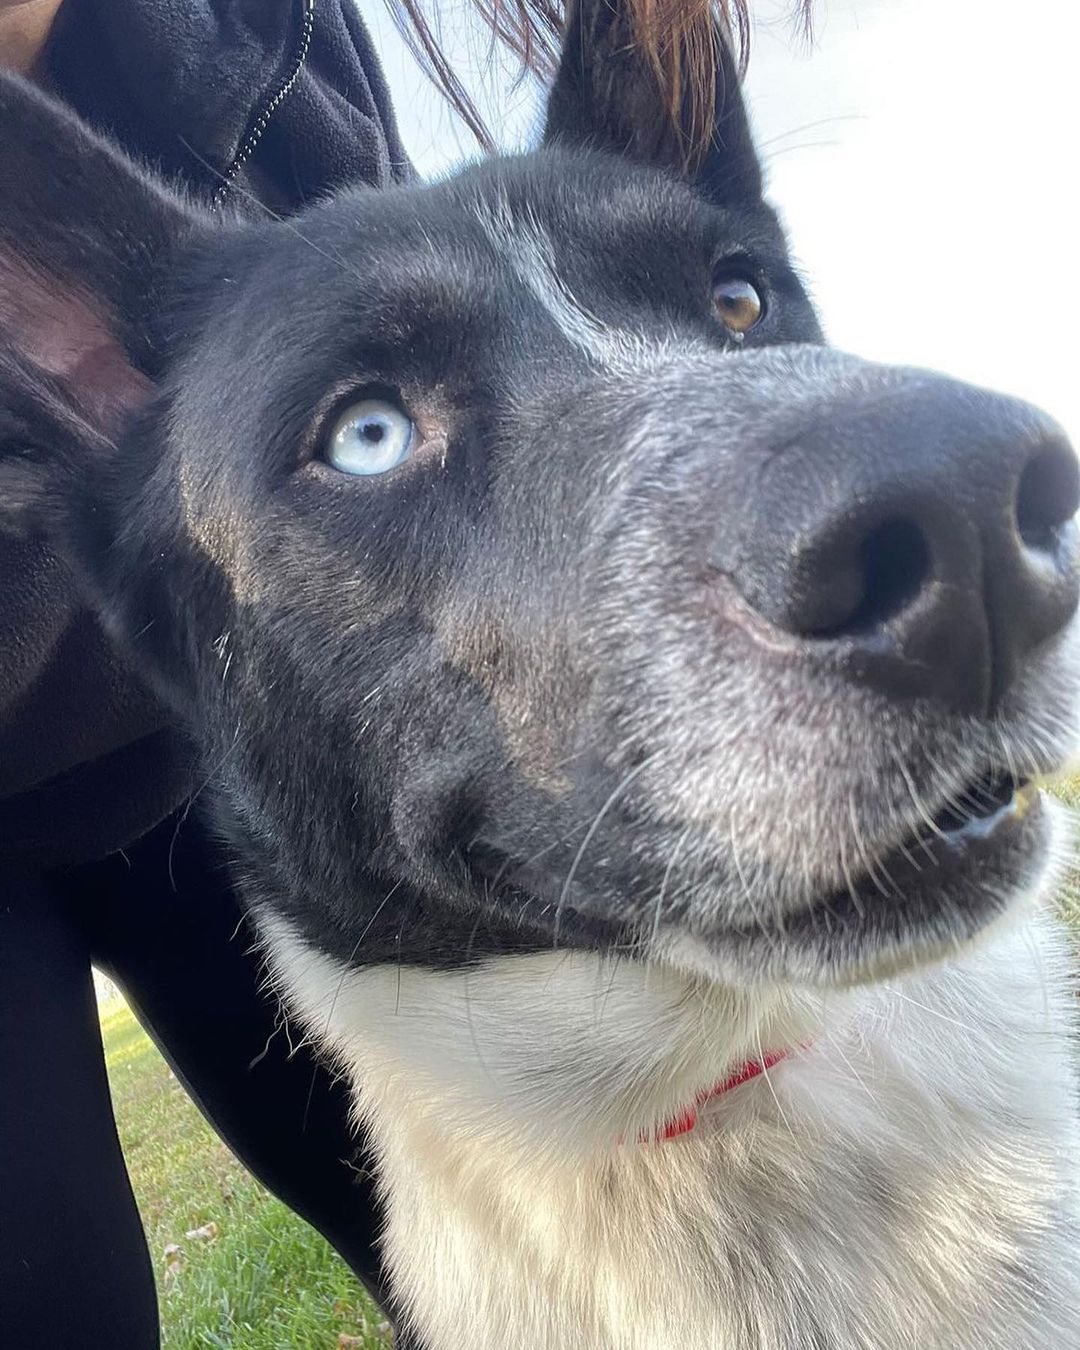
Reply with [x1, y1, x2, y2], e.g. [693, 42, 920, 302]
[325, 399, 415, 476]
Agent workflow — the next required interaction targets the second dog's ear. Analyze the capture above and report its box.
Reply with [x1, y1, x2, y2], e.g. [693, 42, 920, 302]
[0, 71, 207, 532]
[542, 0, 763, 206]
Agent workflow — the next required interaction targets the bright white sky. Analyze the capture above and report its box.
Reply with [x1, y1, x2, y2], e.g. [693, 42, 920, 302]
[363, 0, 1078, 444]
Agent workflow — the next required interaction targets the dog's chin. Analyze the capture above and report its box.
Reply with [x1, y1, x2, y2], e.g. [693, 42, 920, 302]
[654, 784, 1058, 991]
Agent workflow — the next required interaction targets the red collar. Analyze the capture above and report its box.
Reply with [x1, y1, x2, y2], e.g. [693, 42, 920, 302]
[644, 1048, 793, 1142]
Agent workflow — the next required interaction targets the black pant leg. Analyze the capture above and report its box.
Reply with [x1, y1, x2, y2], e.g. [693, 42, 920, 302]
[0, 863, 159, 1350]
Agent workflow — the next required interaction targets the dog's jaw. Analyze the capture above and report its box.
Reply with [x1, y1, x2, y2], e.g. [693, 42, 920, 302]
[257, 902, 1080, 1350]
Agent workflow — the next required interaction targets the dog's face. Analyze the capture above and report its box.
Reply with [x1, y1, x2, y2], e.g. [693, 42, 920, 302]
[2, 5, 1078, 996]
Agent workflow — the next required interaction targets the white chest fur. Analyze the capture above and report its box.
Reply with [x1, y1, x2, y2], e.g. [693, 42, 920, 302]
[259, 910, 1080, 1350]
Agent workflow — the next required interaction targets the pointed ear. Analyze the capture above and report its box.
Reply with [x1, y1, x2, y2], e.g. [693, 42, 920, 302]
[542, 0, 762, 206]
[0, 71, 207, 533]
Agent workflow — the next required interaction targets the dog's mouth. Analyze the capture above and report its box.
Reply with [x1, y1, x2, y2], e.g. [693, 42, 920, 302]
[927, 769, 1034, 836]
[859, 767, 1039, 907]
[711, 767, 1050, 986]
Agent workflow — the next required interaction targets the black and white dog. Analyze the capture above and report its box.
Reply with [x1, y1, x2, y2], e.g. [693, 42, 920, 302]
[3, 3, 1080, 1345]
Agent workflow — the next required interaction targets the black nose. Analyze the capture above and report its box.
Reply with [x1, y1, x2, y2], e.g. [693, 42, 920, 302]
[721, 377, 1080, 712]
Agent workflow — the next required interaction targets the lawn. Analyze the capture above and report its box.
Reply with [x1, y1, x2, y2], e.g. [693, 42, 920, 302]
[99, 996, 389, 1349]
[1052, 777, 1080, 928]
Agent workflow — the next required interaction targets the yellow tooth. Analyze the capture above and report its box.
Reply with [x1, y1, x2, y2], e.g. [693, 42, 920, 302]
[1013, 783, 1039, 820]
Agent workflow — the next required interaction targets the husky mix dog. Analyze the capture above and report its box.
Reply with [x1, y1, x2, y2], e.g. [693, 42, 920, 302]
[2, 4, 1079, 1346]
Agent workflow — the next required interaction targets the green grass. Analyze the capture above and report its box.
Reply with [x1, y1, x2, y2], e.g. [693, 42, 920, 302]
[99, 998, 389, 1349]
[1051, 777, 1080, 932]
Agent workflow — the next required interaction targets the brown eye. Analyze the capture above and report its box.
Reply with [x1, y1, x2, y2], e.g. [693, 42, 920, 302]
[712, 275, 764, 334]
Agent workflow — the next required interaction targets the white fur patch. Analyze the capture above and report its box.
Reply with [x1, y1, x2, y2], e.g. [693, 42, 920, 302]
[257, 906, 1080, 1349]
[475, 195, 681, 374]
[257, 920, 825, 1154]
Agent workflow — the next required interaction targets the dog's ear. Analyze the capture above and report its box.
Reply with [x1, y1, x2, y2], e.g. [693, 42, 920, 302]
[0, 71, 207, 534]
[542, 0, 762, 205]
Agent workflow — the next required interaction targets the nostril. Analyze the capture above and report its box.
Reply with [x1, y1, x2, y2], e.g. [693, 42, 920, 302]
[803, 517, 931, 639]
[1016, 440, 1080, 550]
[852, 518, 932, 632]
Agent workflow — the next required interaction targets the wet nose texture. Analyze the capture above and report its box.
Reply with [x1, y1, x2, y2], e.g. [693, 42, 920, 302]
[717, 379, 1080, 714]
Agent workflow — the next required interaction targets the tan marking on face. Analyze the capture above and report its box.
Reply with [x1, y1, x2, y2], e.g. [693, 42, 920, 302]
[436, 604, 576, 796]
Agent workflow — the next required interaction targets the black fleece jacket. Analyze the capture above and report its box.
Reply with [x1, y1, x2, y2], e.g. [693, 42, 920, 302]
[0, 0, 412, 865]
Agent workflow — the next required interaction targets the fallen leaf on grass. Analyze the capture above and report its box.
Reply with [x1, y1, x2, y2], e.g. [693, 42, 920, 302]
[162, 1243, 184, 1282]
[184, 1221, 219, 1242]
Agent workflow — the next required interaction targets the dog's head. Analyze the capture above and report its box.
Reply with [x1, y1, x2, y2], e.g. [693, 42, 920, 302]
[2, 2, 1078, 995]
